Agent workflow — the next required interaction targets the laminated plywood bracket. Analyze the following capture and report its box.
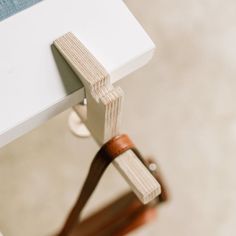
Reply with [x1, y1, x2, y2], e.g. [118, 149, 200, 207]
[54, 32, 161, 204]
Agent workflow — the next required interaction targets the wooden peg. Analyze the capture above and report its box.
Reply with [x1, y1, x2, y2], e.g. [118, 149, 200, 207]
[54, 32, 161, 204]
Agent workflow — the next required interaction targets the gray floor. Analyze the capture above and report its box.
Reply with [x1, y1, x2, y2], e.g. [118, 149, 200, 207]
[1, 0, 236, 235]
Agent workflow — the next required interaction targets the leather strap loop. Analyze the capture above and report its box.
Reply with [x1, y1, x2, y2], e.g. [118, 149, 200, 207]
[97, 134, 135, 161]
[57, 134, 150, 236]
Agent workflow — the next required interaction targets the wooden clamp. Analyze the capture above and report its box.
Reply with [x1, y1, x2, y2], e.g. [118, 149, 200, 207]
[54, 32, 161, 204]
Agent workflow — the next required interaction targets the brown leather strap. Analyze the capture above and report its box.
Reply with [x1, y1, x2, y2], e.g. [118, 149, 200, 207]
[98, 134, 135, 160]
[57, 134, 139, 236]
[70, 158, 168, 236]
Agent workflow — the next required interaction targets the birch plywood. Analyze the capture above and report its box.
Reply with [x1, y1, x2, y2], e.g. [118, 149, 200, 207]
[0, 0, 155, 148]
[54, 33, 161, 204]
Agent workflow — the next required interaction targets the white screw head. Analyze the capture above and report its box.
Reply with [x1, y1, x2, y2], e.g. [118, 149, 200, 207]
[149, 163, 157, 172]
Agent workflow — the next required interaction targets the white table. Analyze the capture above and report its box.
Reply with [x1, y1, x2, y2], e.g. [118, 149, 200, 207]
[0, 0, 155, 148]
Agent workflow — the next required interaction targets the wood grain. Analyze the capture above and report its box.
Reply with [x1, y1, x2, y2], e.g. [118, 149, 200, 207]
[54, 32, 160, 204]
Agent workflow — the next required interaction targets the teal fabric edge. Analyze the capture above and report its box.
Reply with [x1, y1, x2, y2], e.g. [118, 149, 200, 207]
[0, 0, 42, 21]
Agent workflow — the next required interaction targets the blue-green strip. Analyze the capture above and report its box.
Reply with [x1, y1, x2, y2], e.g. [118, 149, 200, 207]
[0, 0, 42, 21]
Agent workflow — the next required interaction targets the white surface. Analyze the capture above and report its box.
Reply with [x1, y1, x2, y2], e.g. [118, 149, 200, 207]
[0, 0, 155, 148]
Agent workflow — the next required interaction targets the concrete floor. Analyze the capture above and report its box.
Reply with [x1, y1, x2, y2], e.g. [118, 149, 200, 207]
[1, 0, 236, 235]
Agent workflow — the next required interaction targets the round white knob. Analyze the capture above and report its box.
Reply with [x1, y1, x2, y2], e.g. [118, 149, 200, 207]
[68, 110, 90, 138]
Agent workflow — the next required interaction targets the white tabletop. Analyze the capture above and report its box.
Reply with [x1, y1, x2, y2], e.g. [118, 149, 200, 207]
[0, 0, 155, 148]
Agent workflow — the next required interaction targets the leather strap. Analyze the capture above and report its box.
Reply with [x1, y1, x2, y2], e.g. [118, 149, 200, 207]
[70, 158, 168, 236]
[57, 134, 144, 236]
